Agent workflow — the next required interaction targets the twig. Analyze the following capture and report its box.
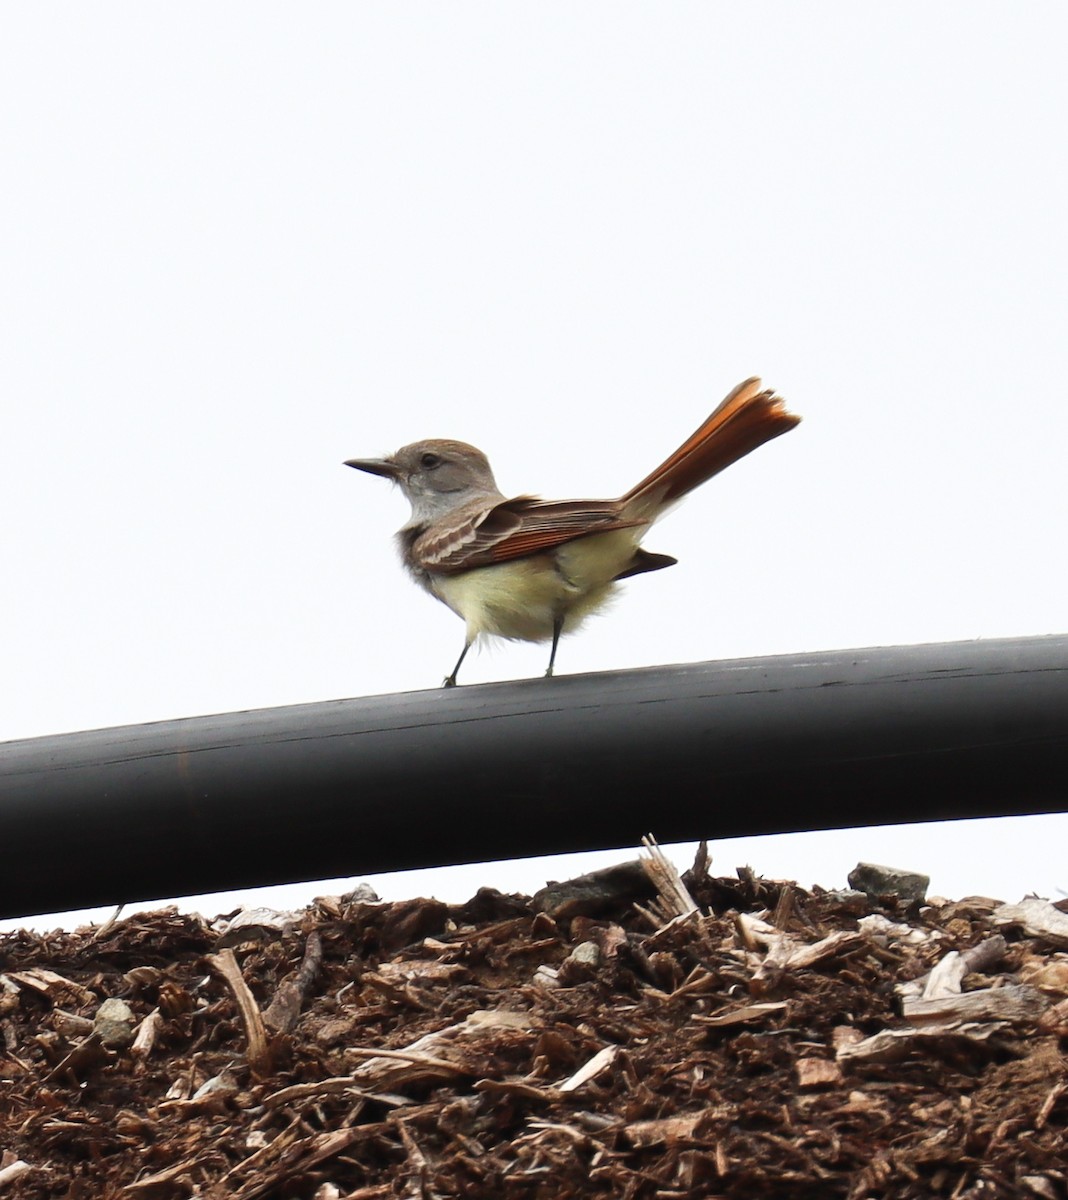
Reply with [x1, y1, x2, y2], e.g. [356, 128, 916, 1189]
[90, 903, 126, 941]
[263, 931, 323, 1033]
[347, 1046, 467, 1074]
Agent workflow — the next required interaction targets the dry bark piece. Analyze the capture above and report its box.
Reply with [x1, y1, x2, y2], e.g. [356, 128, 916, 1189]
[638, 833, 699, 925]
[213, 906, 301, 948]
[1035, 1080, 1068, 1128]
[372, 958, 466, 987]
[896, 935, 1007, 1001]
[0, 1160, 32, 1190]
[122, 1157, 200, 1195]
[230, 1127, 382, 1200]
[994, 898, 1068, 947]
[3, 967, 96, 1006]
[44, 1033, 114, 1083]
[1020, 1176, 1063, 1200]
[131, 1009, 163, 1061]
[51, 1008, 94, 1038]
[796, 1058, 844, 1089]
[836, 1023, 1007, 1065]
[741, 912, 867, 991]
[532, 861, 655, 919]
[832, 1025, 865, 1052]
[1037, 996, 1068, 1036]
[858, 913, 938, 948]
[695, 1001, 788, 1028]
[559, 1045, 619, 1092]
[1019, 958, 1068, 996]
[623, 1111, 709, 1147]
[475, 1077, 565, 1104]
[901, 983, 1049, 1026]
[262, 930, 323, 1033]
[349, 1009, 535, 1090]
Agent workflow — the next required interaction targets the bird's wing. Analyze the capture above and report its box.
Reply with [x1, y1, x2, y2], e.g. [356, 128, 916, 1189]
[412, 497, 646, 573]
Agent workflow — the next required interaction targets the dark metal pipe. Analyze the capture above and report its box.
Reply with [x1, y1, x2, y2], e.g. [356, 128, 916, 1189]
[2, 635, 1067, 919]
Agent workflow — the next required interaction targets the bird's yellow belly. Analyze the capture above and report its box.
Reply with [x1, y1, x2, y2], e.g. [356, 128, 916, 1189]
[430, 529, 642, 644]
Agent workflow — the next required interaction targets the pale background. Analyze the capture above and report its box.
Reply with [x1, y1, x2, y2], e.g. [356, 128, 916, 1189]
[2, 4, 1066, 929]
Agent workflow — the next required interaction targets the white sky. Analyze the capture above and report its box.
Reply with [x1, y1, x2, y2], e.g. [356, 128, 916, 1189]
[2, 5, 1067, 929]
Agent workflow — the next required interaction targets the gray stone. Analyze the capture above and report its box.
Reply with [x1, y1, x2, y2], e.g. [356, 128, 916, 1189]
[93, 997, 137, 1048]
[568, 941, 601, 968]
[848, 862, 929, 905]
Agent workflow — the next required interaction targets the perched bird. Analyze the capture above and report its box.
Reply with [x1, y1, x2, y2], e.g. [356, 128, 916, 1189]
[346, 377, 800, 686]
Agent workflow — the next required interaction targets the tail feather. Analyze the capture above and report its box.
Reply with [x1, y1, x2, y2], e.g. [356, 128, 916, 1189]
[622, 377, 800, 507]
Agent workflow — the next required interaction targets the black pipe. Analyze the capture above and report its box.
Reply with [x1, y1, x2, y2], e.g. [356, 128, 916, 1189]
[2, 635, 1067, 919]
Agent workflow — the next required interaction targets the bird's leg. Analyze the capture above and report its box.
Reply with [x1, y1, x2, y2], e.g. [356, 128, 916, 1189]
[443, 639, 472, 688]
[545, 616, 564, 678]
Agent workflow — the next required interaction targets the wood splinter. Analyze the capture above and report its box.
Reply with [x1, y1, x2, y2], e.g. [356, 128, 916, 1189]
[207, 948, 272, 1077]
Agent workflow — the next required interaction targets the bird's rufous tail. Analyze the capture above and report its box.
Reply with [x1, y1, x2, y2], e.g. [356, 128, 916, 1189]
[622, 377, 800, 507]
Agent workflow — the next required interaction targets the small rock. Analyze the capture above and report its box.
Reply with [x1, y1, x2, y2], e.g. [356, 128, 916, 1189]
[848, 862, 929, 905]
[569, 941, 601, 968]
[93, 998, 137, 1048]
[192, 1071, 238, 1102]
[557, 940, 601, 986]
[533, 965, 561, 988]
[339, 883, 380, 904]
[820, 888, 871, 914]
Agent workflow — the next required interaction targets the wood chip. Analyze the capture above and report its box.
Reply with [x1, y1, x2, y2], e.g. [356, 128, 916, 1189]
[3, 967, 96, 1006]
[1, 850, 1066, 1196]
[559, 1045, 619, 1092]
[0, 1160, 32, 1190]
[695, 1001, 788, 1027]
[901, 984, 1049, 1026]
[994, 899, 1068, 948]
[796, 1057, 844, 1089]
[639, 834, 699, 924]
[623, 1112, 706, 1147]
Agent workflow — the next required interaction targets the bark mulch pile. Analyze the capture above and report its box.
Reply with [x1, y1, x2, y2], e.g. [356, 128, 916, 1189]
[2, 844, 1068, 1199]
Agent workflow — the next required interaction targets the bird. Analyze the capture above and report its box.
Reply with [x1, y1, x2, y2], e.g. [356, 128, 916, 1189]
[345, 377, 800, 687]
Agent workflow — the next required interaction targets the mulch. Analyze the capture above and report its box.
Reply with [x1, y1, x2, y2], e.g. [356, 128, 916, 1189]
[1, 846, 1066, 1199]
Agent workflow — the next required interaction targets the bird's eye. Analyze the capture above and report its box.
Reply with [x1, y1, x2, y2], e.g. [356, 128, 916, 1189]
[420, 452, 442, 469]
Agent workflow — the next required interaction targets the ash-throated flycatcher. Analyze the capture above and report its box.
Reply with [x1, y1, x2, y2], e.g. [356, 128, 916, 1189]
[346, 377, 800, 687]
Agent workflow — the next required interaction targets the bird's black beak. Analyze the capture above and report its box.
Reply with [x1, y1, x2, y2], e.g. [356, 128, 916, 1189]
[344, 457, 399, 479]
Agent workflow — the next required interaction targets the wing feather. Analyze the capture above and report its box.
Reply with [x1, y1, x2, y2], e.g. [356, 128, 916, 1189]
[412, 497, 645, 574]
